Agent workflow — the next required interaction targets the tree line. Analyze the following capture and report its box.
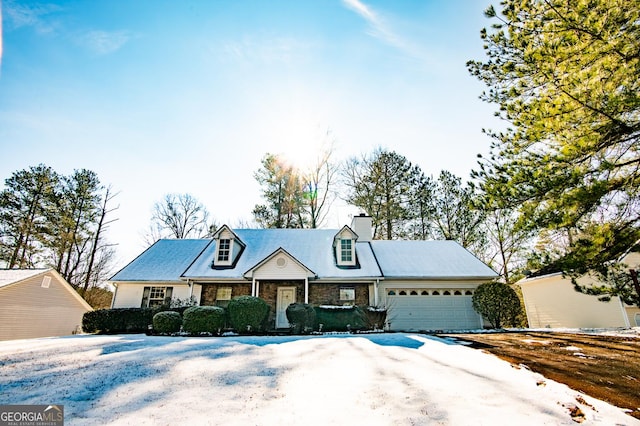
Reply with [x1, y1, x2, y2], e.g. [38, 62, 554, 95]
[0, 164, 117, 308]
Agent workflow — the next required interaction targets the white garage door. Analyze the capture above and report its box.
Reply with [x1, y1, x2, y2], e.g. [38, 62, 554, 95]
[386, 289, 481, 331]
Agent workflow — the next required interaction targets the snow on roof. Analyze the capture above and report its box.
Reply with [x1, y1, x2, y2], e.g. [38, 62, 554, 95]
[370, 240, 498, 279]
[0, 269, 51, 288]
[110, 239, 212, 281]
[183, 229, 382, 279]
[110, 232, 498, 282]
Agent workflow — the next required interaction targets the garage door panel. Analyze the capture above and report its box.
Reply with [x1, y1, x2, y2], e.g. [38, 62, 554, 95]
[387, 294, 481, 331]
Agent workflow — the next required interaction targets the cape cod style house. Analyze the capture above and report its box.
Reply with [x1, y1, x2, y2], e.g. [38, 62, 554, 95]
[110, 215, 497, 331]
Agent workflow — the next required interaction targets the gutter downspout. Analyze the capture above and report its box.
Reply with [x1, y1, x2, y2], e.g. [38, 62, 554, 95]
[305, 277, 309, 304]
[252, 278, 256, 297]
[110, 283, 118, 308]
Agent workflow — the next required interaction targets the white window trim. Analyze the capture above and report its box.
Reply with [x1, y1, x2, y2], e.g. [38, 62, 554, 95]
[148, 286, 167, 307]
[336, 238, 356, 266]
[216, 238, 233, 266]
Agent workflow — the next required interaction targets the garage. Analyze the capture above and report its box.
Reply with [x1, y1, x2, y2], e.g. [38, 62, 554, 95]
[385, 289, 482, 331]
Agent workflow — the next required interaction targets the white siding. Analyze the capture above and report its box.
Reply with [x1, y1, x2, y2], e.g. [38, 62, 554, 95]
[111, 282, 192, 308]
[0, 273, 91, 340]
[252, 254, 312, 280]
[625, 306, 640, 326]
[520, 275, 627, 328]
[192, 284, 202, 305]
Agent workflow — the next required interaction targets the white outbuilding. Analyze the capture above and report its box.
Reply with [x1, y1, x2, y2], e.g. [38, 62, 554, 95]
[0, 268, 93, 340]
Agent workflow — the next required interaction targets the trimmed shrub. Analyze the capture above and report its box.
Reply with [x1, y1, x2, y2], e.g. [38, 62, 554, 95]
[314, 305, 367, 332]
[227, 296, 270, 334]
[182, 306, 226, 335]
[472, 282, 522, 329]
[286, 303, 316, 334]
[82, 308, 155, 334]
[153, 311, 182, 334]
[364, 306, 387, 330]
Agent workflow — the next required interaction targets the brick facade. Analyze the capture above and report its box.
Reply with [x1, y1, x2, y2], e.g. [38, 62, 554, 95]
[309, 283, 370, 306]
[200, 283, 252, 306]
[201, 281, 370, 308]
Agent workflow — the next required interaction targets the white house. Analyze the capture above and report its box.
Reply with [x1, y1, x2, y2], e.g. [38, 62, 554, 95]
[0, 269, 93, 340]
[110, 215, 498, 331]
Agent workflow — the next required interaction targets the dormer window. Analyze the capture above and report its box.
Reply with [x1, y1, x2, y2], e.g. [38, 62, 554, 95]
[340, 239, 353, 263]
[211, 225, 245, 268]
[334, 225, 357, 267]
[217, 239, 231, 262]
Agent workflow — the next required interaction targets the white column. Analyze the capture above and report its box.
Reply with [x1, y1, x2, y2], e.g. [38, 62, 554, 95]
[374, 279, 379, 306]
[304, 278, 309, 304]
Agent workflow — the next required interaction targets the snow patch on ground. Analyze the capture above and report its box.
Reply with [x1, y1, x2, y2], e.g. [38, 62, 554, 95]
[0, 332, 638, 425]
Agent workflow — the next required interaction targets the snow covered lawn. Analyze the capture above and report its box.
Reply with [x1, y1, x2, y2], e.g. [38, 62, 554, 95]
[0, 333, 637, 425]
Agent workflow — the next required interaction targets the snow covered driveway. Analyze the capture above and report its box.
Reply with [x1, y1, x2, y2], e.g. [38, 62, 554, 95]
[0, 333, 637, 425]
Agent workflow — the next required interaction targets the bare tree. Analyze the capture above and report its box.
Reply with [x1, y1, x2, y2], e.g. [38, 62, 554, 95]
[150, 193, 214, 240]
[82, 186, 119, 296]
[302, 141, 338, 228]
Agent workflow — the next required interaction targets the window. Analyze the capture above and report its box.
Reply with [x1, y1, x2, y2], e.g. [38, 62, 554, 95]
[340, 287, 355, 301]
[334, 227, 357, 267]
[142, 286, 173, 308]
[388, 290, 396, 296]
[217, 239, 231, 262]
[410, 290, 418, 295]
[41, 276, 51, 288]
[421, 291, 428, 295]
[216, 287, 232, 307]
[340, 239, 353, 262]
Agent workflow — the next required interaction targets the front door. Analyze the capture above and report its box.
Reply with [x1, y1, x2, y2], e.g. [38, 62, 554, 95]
[276, 287, 296, 328]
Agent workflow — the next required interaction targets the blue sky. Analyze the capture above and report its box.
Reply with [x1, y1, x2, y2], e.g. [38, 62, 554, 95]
[0, 0, 500, 268]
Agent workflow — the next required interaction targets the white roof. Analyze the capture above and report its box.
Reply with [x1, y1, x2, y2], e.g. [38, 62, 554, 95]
[0, 269, 50, 288]
[370, 240, 497, 279]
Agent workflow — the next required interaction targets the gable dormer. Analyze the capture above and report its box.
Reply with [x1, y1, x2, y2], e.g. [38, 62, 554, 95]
[211, 225, 245, 269]
[333, 225, 358, 267]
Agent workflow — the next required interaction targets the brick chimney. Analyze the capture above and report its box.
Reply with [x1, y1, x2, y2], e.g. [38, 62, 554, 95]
[350, 213, 373, 242]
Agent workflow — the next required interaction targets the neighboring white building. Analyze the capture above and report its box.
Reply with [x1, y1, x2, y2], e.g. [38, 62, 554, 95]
[519, 252, 640, 329]
[0, 269, 93, 340]
[110, 215, 498, 331]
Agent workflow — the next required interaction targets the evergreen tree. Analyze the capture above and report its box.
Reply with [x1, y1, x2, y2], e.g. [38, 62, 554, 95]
[0, 164, 60, 268]
[253, 154, 307, 228]
[342, 148, 420, 239]
[468, 0, 640, 297]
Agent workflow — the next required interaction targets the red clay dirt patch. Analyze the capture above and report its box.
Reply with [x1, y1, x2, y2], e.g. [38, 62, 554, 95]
[441, 331, 640, 420]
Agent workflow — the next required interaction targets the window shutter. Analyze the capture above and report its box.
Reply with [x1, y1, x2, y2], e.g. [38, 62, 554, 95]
[164, 287, 173, 304]
[141, 287, 151, 308]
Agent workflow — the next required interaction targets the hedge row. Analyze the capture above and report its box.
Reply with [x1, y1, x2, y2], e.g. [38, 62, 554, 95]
[83, 296, 271, 335]
[286, 304, 387, 333]
[83, 298, 387, 335]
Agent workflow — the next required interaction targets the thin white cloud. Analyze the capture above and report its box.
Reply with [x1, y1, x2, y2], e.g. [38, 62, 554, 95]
[342, 0, 427, 63]
[77, 30, 130, 55]
[220, 36, 313, 64]
[3, 0, 61, 34]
